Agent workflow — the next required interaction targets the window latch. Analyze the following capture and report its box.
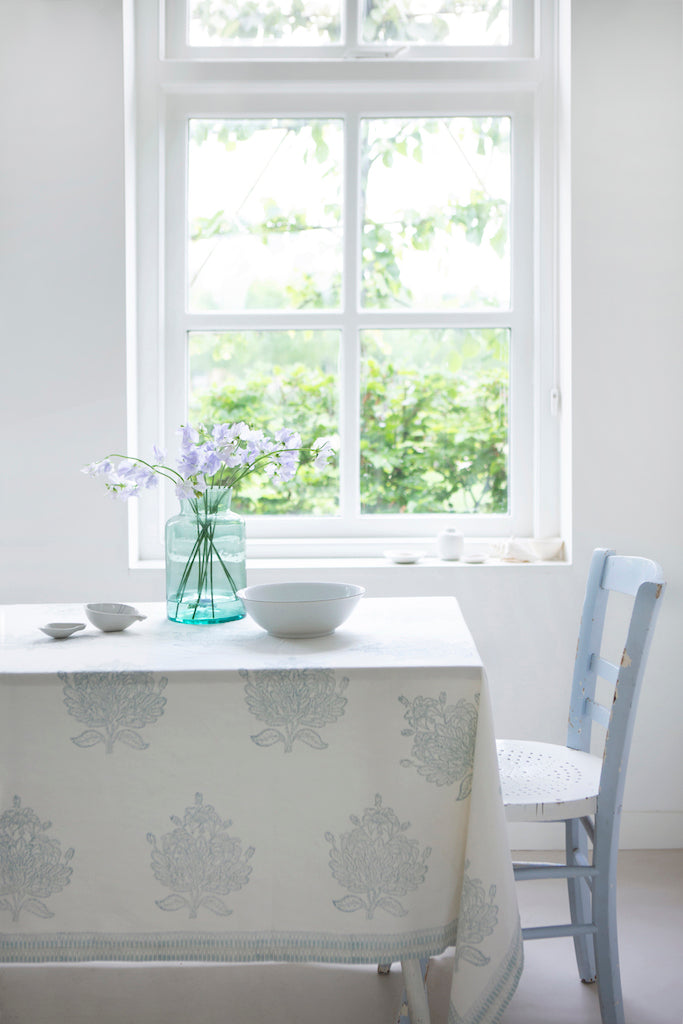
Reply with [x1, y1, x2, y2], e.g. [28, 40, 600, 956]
[345, 46, 409, 60]
[550, 387, 561, 417]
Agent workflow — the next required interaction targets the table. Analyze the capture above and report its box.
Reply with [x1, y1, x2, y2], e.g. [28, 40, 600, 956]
[0, 597, 522, 1024]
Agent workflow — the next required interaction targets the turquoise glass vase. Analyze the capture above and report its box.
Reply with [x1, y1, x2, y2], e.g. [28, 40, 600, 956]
[165, 487, 246, 624]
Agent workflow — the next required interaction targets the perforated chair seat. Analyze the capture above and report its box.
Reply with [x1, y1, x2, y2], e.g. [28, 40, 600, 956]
[497, 739, 602, 822]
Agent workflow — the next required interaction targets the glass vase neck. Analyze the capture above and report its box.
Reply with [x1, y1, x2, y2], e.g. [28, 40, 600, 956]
[180, 486, 233, 515]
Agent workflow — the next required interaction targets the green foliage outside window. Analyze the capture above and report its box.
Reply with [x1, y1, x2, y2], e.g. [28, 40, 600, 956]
[187, 0, 510, 519]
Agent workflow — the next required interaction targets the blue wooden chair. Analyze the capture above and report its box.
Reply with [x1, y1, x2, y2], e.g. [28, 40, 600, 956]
[497, 548, 666, 1024]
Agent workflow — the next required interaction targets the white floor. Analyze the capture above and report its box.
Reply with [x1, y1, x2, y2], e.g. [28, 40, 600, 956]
[0, 851, 680, 1024]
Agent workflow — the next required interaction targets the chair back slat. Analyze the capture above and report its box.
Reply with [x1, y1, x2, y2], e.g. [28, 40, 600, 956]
[584, 697, 610, 731]
[602, 554, 665, 596]
[567, 550, 665, 763]
[567, 549, 612, 752]
[591, 655, 619, 686]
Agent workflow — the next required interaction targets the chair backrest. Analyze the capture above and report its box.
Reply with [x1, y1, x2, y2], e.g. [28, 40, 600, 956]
[567, 548, 665, 835]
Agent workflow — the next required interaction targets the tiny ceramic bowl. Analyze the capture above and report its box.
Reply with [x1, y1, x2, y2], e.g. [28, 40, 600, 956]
[237, 582, 365, 639]
[528, 538, 564, 561]
[85, 603, 147, 633]
[39, 622, 86, 640]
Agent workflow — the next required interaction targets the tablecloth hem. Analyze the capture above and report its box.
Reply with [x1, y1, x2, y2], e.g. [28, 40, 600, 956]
[448, 925, 523, 1024]
[0, 921, 459, 965]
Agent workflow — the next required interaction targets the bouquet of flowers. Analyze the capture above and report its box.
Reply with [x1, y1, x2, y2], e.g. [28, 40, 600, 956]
[83, 422, 334, 502]
[84, 423, 334, 624]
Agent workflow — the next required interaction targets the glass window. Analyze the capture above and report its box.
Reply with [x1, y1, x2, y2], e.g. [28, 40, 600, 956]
[131, 0, 559, 558]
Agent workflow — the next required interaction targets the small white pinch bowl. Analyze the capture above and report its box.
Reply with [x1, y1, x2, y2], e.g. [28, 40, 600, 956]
[384, 550, 422, 565]
[237, 582, 365, 639]
[85, 603, 147, 633]
[528, 537, 564, 561]
[39, 622, 86, 640]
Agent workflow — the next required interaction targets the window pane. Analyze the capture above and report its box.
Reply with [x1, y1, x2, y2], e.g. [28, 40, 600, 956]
[361, 117, 510, 310]
[188, 0, 341, 46]
[362, 0, 509, 45]
[188, 119, 343, 312]
[360, 328, 509, 514]
[188, 330, 339, 514]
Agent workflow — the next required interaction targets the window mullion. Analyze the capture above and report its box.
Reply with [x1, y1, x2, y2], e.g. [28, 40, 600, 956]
[344, 0, 360, 47]
[340, 111, 361, 524]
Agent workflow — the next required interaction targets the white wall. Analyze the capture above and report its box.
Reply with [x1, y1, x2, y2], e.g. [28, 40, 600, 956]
[1, 0, 682, 848]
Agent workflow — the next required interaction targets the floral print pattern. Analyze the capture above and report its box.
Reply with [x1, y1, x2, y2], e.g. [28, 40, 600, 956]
[59, 671, 168, 753]
[147, 793, 254, 919]
[399, 691, 478, 797]
[241, 668, 348, 752]
[325, 794, 431, 920]
[454, 863, 499, 968]
[0, 796, 74, 922]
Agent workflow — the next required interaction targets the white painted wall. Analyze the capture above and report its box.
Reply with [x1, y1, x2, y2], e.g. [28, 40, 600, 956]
[1, 0, 681, 848]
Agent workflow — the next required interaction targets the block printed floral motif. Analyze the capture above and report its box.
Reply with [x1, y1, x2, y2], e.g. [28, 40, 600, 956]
[241, 668, 348, 752]
[398, 691, 479, 796]
[59, 671, 168, 753]
[454, 862, 499, 968]
[325, 794, 431, 920]
[0, 796, 74, 922]
[147, 793, 254, 919]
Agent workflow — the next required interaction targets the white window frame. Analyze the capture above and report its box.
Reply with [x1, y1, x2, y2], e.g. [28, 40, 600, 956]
[126, 0, 561, 563]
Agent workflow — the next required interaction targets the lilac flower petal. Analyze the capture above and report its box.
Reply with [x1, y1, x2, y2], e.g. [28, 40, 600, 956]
[177, 425, 198, 447]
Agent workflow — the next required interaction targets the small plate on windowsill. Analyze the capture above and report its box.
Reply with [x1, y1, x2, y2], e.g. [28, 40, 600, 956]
[384, 550, 423, 565]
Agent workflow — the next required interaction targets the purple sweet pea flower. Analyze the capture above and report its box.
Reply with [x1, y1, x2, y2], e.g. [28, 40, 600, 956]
[177, 425, 199, 447]
[275, 428, 302, 450]
[274, 447, 300, 481]
[313, 437, 334, 469]
[177, 445, 200, 479]
[212, 423, 243, 446]
[198, 444, 222, 477]
[175, 480, 197, 501]
[81, 459, 114, 478]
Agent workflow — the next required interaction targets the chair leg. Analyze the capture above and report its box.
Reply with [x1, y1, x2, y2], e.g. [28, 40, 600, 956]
[565, 819, 596, 983]
[592, 859, 625, 1024]
[398, 957, 431, 1024]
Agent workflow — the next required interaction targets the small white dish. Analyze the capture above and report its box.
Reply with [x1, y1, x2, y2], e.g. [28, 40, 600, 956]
[462, 554, 487, 564]
[384, 550, 422, 565]
[529, 537, 564, 561]
[85, 603, 147, 633]
[237, 582, 365, 639]
[39, 622, 86, 640]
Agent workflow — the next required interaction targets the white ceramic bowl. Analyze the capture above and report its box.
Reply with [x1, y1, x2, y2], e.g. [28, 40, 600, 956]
[85, 602, 147, 633]
[39, 622, 86, 640]
[528, 537, 564, 561]
[237, 582, 365, 638]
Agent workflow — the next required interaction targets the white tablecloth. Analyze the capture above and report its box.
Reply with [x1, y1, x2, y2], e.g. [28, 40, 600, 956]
[0, 597, 522, 1024]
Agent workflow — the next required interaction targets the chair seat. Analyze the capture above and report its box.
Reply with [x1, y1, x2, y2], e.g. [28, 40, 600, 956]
[497, 739, 602, 822]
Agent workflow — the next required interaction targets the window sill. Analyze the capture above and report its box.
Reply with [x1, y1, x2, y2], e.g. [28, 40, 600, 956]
[131, 554, 570, 573]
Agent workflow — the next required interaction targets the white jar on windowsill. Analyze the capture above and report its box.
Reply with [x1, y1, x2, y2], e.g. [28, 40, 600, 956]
[436, 527, 464, 561]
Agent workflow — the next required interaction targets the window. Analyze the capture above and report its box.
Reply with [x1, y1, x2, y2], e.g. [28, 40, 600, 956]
[128, 0, 561, 560]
